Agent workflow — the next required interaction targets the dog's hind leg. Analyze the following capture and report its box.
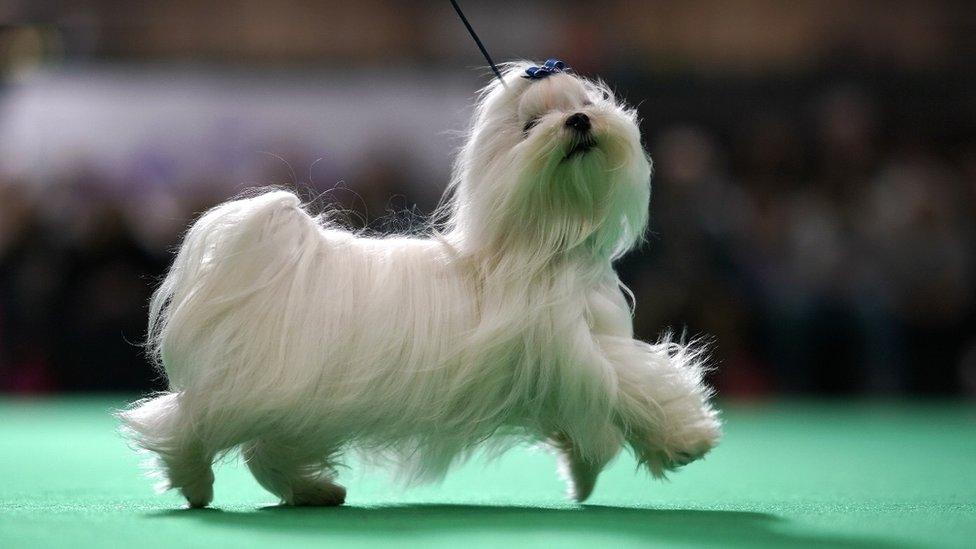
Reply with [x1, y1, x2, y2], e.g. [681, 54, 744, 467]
[242, 438, 346, 506]
[162, 442, 216, 508]
[117, 393, 216, 508]
[551, 426, 624, 502]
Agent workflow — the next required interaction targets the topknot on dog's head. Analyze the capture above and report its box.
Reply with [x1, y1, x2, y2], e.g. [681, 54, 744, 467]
[468, 59, 629, 137]
[522, 58, 571, 80]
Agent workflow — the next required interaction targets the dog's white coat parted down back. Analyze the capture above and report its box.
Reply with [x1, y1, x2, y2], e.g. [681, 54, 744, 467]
[119, 62, 721, 508]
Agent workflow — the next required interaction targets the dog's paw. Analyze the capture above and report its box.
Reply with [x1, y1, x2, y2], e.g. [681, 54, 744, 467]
[551, 429, 624, 503]
[636, 408, 721, 477]
[180, 475, 215, 509]
[287, 481, 346, 507]
[557, 451, 600, 503]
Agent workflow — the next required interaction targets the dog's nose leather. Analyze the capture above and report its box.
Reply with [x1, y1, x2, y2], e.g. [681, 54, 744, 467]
[565, 113, 591, 133]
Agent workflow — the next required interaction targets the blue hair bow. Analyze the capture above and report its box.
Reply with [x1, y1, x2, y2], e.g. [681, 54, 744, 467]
[523, 58, 570, 80]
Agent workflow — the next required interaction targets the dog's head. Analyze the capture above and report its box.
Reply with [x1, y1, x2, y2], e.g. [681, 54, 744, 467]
[445, 60, 651, 265]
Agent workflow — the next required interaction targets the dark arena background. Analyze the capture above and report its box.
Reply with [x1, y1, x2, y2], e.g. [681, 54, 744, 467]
[1, 1, 974, 547]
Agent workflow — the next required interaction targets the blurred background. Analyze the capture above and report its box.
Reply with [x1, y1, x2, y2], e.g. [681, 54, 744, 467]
[0, 0, 974, 398]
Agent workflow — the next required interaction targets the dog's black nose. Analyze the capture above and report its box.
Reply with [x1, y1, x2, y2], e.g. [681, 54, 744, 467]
[565, 112, 591, 133]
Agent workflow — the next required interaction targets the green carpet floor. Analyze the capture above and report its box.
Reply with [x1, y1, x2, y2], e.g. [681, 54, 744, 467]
[1, 397, 974, 548]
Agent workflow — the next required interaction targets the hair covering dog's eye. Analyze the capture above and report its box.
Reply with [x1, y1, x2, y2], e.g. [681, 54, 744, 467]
[522, 116, 541, 136]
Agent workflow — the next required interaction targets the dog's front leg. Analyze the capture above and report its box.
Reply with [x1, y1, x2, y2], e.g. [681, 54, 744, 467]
[551, 425, 624, 502]
[599, 334, 721, 477]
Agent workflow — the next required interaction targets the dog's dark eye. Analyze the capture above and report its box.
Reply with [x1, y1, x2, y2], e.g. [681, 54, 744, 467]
[522, 116, 540, 136]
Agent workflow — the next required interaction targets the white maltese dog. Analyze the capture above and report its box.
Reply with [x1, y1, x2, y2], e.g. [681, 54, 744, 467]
[119, 59, 721, 508]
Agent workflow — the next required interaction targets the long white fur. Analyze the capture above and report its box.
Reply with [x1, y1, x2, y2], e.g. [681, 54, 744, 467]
[118, 62, 721, 508]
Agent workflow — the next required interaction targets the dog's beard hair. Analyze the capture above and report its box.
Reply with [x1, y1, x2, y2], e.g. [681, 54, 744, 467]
[119, 63, 719, 501]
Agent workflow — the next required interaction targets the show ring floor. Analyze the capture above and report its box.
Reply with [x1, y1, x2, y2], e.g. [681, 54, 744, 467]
[1, 397, 974, 548]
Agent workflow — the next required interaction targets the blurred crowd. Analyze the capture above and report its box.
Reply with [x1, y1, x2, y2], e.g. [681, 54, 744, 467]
[1, 0, 975, 397]
[628, 81, 976, 397]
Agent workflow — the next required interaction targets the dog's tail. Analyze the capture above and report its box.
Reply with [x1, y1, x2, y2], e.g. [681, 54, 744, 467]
[147, 189, 318, 389]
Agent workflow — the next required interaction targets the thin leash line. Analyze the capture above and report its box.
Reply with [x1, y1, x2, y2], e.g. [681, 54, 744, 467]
[449, 0, 507, 87]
